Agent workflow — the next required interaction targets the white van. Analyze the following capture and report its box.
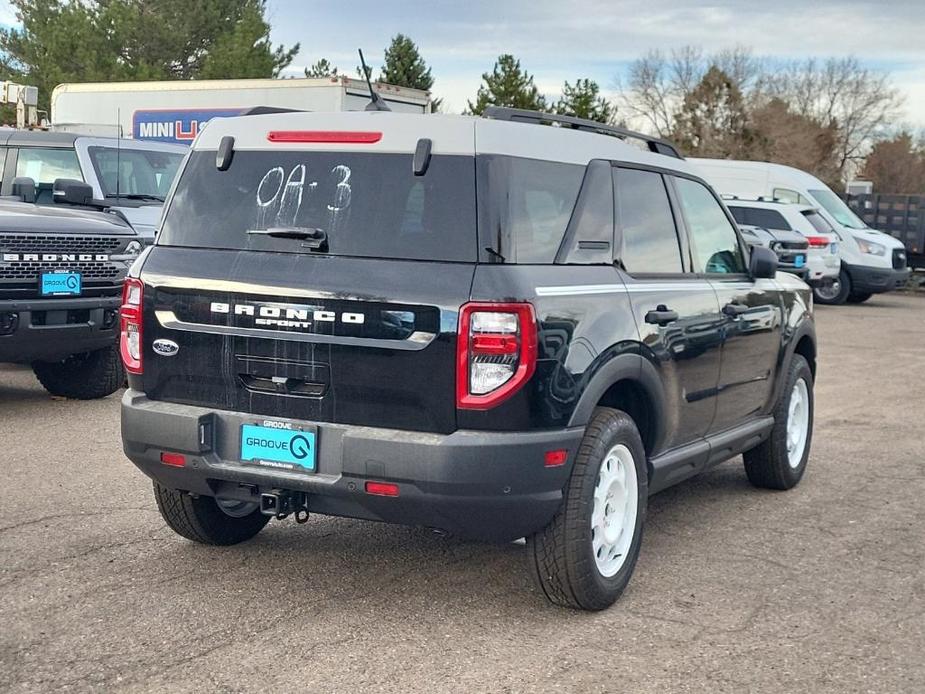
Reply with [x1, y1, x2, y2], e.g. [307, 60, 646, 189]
[692, 159, 910, 304]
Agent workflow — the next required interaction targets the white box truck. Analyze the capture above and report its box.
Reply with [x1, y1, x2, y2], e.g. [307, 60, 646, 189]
[50, 76, 432, 145]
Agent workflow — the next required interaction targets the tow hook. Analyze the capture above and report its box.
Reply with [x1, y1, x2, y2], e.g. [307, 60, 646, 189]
[260, 490, 309, 523]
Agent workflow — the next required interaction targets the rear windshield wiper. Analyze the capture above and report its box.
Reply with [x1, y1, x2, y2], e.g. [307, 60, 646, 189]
[105, 193, 165, 202]
[247, 226, 328, 249]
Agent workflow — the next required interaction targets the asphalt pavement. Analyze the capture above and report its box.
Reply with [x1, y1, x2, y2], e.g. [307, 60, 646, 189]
[1, 292, 923, 693]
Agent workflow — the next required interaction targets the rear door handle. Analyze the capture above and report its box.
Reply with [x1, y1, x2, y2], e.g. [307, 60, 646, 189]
[723, 302, 750, 317]
[645, 305, 679, 326]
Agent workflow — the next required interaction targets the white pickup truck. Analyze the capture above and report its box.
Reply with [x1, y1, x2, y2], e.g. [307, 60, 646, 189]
[0, 129, 186, 242]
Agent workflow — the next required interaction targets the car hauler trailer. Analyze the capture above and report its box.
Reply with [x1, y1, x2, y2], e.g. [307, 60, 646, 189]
[50, 77, 432, 145]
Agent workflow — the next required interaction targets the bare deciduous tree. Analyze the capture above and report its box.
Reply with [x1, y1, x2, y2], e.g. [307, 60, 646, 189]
[618, 49, 903, 184]
[760, 57, 904, 178]
[616, 46, 704, 136]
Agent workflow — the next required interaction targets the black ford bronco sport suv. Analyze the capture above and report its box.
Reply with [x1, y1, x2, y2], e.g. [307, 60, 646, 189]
[1, 197, 141, 398]
[120, 108, 816, 610]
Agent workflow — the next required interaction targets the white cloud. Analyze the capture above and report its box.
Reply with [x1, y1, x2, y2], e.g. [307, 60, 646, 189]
[267, 0, 925, 124]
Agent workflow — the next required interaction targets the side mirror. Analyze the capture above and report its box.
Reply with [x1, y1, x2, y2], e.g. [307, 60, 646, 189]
[11, 177, 36, 203]
[749, 245, 778, 279]
[53, 178, 94, 206]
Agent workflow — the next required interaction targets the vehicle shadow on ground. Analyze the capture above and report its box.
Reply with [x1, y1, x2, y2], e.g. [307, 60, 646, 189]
[148, 460, 758, 613]
[0, 368, 46, 404]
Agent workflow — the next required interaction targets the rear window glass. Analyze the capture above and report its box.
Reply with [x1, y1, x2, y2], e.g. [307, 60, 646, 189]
[728, 205, 792, 230]
[802, 210, 834, 233]
[748, 208, 791, 231]
[480, 156, 583, 263]
[159, 151, 477, 262]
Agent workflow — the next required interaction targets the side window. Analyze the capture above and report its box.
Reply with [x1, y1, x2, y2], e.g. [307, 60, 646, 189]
[15, 148, 83, 185]
[557, 160, 614, 265]
[728, 206, 749, 225]
[748, 208, 792, 231]
[615, 168, 684, 274]
[674, 177, 747, 275]
[773, 187, 809, 205]
[505, 158, 583, 263]
[802, 210, 834, 233]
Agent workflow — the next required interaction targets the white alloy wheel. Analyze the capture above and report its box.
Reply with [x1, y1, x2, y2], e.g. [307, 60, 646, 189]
[786, 378, 810, 468]
[591, 444, 639, 577]
[814, 278, 841, 301]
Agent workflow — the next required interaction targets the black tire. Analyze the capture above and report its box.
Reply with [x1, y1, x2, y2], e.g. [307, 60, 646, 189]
[153, 482, 270, 546]
[813, 268, 851, 305]
[743, 354, 814, 490]
[32, 344, 124, 400]
[846, 292, 872, 304]
[527, 407, 647, 611]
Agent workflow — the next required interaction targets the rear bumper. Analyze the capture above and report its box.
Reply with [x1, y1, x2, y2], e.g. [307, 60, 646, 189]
[121, 391, 584, 542]
[845, 263, 910, 294]
[805, 252, 840, 283]
[0, 296, 120, 363]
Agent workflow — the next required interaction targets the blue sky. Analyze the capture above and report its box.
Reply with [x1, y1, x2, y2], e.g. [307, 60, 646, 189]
[3, 0, 925, 126]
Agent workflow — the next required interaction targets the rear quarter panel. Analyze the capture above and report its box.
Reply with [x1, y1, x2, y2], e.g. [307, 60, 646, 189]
[461, 264, 641, 431]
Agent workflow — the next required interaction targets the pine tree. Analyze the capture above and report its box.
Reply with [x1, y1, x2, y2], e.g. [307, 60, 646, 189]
[671, 66, 753, 158]
[555, 79, 613, 123]
[380, 34, 433, 91]
[0, 0, 298, 111]
[467, 54, 547, 115]
[304, 58, 338, 78]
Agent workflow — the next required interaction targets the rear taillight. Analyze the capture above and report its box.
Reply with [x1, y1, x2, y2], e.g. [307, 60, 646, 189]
[456, 302, 537, 410]
[805, 236, 830, 248]
[120, 278, 144, 374]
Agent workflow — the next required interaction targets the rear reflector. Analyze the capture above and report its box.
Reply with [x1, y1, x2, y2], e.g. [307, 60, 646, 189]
[805, 235, 830, 248]
[160, 452, 186, 467]
[544, 449, 568, 467]
[365, 481, 399, 497]
[267, 131, 382, 144]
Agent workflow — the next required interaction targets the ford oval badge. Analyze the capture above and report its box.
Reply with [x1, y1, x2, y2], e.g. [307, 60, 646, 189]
[152, 339, 180, 357]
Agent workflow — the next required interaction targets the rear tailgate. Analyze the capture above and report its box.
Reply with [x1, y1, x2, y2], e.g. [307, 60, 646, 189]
[139, 113, 478, 435]
[141, 248, 473, 434]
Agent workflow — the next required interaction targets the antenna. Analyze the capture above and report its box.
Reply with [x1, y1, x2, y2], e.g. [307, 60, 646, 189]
[358, 49, 391, 112]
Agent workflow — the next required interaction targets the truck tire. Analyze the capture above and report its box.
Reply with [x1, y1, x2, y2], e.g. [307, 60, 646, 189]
[743, 354, 814, 490]
[32, 344, 124, 400]
[813, 268, 851, 305]
[846, 292, 872, 304]
[527, 407, 647, 610]
[154, 482, 270, 546]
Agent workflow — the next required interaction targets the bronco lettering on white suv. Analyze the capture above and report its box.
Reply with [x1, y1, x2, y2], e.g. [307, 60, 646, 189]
[120, 107, 816, 610]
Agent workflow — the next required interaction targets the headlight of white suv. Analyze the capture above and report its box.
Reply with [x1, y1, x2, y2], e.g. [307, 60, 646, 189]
[856, 239, 886, 256]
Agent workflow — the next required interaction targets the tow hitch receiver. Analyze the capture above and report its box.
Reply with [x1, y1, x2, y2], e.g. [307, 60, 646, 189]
[260, 490, 309, 523]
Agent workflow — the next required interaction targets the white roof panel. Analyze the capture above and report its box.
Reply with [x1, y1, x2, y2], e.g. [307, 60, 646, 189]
[194, 111, 695, 174]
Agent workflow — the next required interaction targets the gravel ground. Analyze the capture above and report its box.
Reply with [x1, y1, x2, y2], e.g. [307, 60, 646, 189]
[1, 292, 923, 693]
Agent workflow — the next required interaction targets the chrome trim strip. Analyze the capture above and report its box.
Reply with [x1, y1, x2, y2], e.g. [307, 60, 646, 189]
[155, 310, 435, 351]
[535, 284, 626, 296]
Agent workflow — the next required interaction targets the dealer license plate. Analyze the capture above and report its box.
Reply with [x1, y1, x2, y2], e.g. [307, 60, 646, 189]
[240, 422, 316, 472]
[40, 272, 82, 296]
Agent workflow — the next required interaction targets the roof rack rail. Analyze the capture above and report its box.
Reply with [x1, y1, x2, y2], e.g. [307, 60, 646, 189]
[482, 106, 684, 160]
